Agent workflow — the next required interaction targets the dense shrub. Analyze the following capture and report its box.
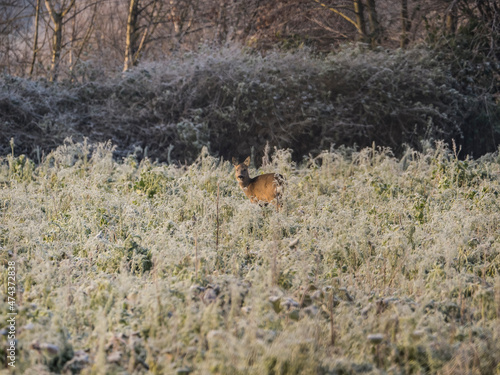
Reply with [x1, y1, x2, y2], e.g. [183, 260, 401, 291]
[1, 46, 498, 163]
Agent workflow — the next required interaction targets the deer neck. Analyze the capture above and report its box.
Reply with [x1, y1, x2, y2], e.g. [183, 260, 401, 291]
[238, 176, 252, 189]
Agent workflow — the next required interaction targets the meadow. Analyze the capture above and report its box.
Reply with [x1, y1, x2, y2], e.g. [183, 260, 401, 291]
[1, 139, 500, 374]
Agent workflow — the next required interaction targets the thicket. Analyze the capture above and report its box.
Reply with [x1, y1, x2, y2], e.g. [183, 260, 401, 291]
[2, 46, 498, 164]
[1, 140, 500, 374]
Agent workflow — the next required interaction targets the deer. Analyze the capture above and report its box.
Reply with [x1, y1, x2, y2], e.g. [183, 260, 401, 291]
[232, 156, 284, 209]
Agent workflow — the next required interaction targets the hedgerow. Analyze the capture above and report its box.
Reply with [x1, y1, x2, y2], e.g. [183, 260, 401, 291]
[1, 46, 498, 163]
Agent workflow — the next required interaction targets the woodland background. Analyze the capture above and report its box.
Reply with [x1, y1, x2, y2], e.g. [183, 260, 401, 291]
[1, 0, 500, 161]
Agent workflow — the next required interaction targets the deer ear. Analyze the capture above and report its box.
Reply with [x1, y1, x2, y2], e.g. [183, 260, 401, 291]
[232, 157, 238, 166]
[244, 156, 251, 166]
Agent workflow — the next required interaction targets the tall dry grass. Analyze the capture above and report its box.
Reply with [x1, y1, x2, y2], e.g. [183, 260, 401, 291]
[1, 139, 500, 374]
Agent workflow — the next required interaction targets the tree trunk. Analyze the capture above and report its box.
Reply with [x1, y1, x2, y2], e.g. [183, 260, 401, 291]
[353, 0, 367, 41]
[400, 0, 411, 48]
[51, 14, 63, 81]
[44, 0, 75, 81]
[29, 0, 41, 76]
[445, 1, 458, 35]
[366, 0, 381, 45]
[124, 0, 140, 72]
[124, 0, 163, 70]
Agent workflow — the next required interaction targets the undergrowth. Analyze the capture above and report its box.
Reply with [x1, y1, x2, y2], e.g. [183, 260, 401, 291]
[1, 139, 500, 374]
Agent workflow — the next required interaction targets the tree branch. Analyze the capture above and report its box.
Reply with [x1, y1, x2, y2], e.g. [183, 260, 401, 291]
[312, 0, 361, 32]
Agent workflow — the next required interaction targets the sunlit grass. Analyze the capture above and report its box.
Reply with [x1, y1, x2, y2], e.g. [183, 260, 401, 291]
[1, 139, 500, 374]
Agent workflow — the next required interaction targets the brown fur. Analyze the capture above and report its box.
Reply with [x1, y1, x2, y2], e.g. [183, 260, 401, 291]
[232, 156, 284, 208]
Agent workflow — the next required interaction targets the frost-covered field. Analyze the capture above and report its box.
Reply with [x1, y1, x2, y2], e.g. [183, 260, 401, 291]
[1, 140, 500, 374]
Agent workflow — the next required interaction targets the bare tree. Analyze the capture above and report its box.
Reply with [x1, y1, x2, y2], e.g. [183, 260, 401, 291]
[44, 0, 75, 81]
[3, 0, 499, 80]
[124, 0, 140, 71]
[168, 0, 198, 48]
[29, 0, 41, 76]
[400, 0, 411, 47]
[366, 0, 382, 45]
[445, 1, 458, 34]
[124, 0, 164, 71]
[353, 0, 367, 40]
[0, 1, 32, 75]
